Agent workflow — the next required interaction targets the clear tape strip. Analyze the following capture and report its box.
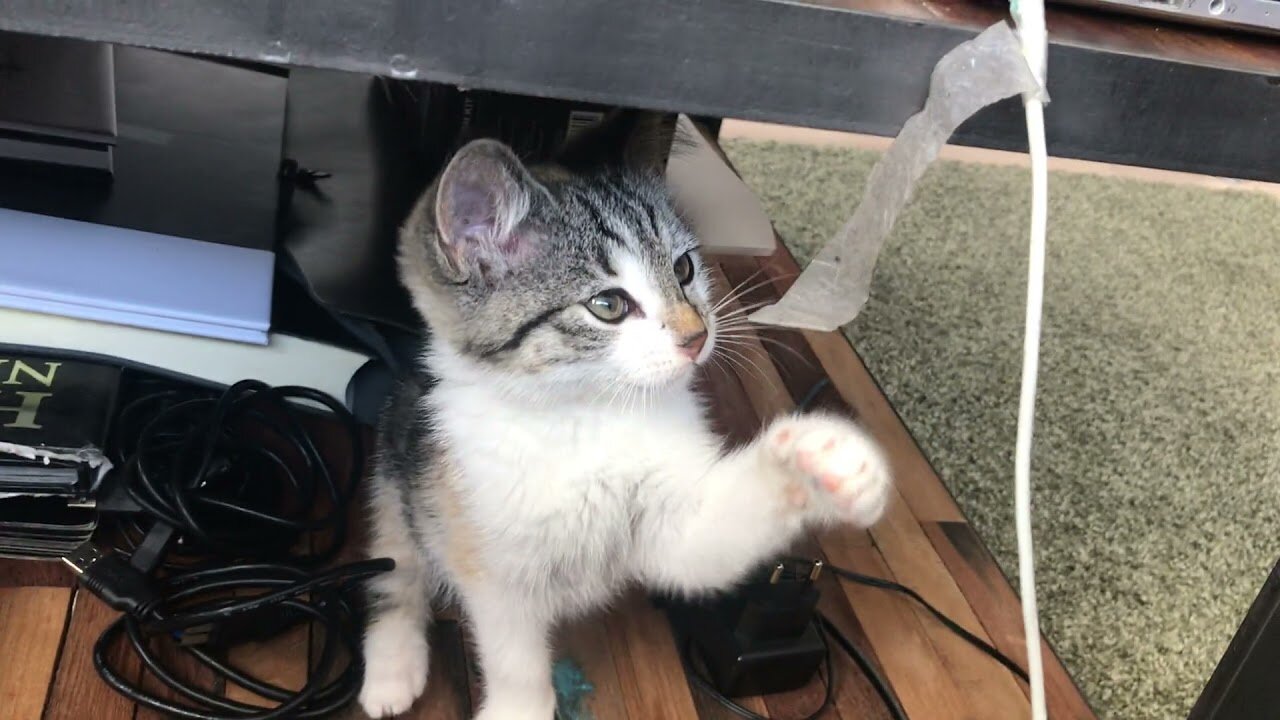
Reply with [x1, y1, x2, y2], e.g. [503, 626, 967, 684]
[750, 22, 1043, 331]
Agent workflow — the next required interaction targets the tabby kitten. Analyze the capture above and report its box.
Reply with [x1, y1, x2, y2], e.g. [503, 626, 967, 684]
[359, 115, 892, 720]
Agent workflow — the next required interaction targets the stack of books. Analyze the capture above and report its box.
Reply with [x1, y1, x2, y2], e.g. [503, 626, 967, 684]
[0, 39, 282, 345]
[0, 354, 118, 558]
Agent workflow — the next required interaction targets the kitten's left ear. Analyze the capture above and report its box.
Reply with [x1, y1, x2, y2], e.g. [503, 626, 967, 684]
[434, 139, 547, 282]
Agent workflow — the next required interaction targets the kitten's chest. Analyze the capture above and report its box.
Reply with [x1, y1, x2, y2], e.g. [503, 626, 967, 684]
[437, 395, 701, 564]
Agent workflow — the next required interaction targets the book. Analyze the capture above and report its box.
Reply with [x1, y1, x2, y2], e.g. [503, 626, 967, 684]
[0, 496, 97, 559]
[0, 207, 275, 344]
[0, 352, 120, 540]
[0, 307, 375, 419]
[0, 354, 120, 495]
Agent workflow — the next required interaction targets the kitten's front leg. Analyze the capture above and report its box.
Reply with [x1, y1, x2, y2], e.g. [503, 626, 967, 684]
[359, 475, 433, 718]
[635, 412, 891, 595]
[465, 587, 557, 720]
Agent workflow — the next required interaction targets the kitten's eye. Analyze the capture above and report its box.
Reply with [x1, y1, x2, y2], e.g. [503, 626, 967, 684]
[674, 252, 695, 285]
[585, 290, 631, 323]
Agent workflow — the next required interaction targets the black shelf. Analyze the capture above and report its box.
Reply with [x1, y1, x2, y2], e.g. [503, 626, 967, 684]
[1, 0, 1277, 181]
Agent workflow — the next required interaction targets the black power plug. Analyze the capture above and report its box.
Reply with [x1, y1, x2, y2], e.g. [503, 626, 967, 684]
[666, 559, 827, 697]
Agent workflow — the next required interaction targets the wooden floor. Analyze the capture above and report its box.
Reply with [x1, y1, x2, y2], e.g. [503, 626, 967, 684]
[0, 242, 1097, 720]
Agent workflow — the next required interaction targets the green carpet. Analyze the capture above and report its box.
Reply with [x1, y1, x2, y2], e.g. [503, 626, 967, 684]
[724, 139, 1280, 720]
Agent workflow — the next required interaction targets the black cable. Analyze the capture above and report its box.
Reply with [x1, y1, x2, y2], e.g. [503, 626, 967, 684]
[67, 377, 390, 720]
[815, 612, 907, 720]
[113, 379, 362, 567]
[795, 377, 832, 413]
[89, 558, 393, 720]
[683, 619, 835, 720]
[820, 562, 1031, 683]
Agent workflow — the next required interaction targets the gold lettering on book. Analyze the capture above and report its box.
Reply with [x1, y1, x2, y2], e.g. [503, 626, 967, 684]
[0, 359, 62, 387]
[0, 391, 52, 429]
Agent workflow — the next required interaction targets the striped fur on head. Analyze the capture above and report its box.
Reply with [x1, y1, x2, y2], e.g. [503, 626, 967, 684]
[398, 114, 715, 393]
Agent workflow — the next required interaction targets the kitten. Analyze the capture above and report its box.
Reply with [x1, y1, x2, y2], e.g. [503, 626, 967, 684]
[358, 114, 892, 720]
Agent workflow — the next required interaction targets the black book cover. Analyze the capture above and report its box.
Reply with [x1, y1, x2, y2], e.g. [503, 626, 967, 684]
[0, 354, 120, 496]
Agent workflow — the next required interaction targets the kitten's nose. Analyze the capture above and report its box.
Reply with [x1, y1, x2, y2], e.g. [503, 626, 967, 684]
[678, 330, 708, 361]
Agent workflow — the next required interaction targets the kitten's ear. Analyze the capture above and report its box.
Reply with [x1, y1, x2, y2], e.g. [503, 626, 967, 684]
[555, 109, 675, 175]
[434, 139, 545, 282]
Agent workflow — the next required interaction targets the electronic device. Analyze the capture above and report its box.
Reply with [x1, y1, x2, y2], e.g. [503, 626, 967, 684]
[1054, 0, 1280, 34]
[0, 31, 117, 172]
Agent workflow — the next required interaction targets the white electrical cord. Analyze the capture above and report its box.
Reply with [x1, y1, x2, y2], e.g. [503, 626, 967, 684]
[1018, 96, 1049, 720]
[1011, 2, 1049, 719]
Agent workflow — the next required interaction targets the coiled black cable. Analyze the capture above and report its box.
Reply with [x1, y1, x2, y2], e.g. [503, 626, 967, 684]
[79, 378, 389, 719]
[115, 379, 361, 565]
[93, 559, 392, 720]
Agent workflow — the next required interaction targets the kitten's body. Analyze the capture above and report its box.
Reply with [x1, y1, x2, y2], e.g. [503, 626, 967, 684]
[360, 117, 891, 720]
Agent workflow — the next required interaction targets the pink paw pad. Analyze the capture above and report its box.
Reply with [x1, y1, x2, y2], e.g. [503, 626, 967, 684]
[767, 416, 891, 526]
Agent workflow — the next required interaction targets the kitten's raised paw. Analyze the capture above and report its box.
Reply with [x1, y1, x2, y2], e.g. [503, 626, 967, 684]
[359, 623, 430, 718]
[766, 414, 891, 526]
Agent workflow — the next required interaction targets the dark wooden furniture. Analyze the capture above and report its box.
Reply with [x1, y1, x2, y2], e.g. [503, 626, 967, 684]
[0, 1, 1277, 181]
[1189, 559, 1280, 720]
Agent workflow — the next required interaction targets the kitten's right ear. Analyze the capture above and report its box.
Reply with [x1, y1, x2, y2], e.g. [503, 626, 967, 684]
[433, 140, 545, 282]
[555, 109, 675, 175]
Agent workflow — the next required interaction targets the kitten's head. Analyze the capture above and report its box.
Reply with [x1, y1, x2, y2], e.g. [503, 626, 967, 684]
[399, 112, 717, 399]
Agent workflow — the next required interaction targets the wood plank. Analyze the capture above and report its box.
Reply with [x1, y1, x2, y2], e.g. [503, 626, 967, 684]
[225, 454, 326, 711]
[748, 241, 1094, 718]
[425, 604, 482, 714]
[560, 614, 633, 720]
[707, 263, 795, 424]
[815, 579, 896, 720]
[0, 586, 72, 720]
[819, 533, 975, 720]
[715, 254, 1027, 717]
[223, 621, 311, 708]
[866, 498, 1030, 718]
[43, 591, 136, 720]
[927, 521, 1096, 719]
[132, 636, 223, 720]
[687, 683, 770, 720]
[714, 257, 836, 412]
[696, 359, 759, 449]
[758, 663, 830, 720]
[0, 558, 75, 588]
[606, 592, 701, 720]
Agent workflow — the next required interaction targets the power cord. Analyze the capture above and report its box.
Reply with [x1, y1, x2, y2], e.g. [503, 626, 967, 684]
[814, 613, 906, 720]
[818, 561, 1030, 684]
[1010, 2, 1052, 717]
[64, 377, 393, 720]
[112, 379, 360, 566]
[66, 546, 392, 720]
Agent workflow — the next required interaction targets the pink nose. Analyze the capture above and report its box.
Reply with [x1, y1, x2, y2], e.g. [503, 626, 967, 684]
[678, 330, 708, 361]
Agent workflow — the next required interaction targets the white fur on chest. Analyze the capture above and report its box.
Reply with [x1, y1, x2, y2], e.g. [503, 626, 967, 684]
[429, 377, 719, 607]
